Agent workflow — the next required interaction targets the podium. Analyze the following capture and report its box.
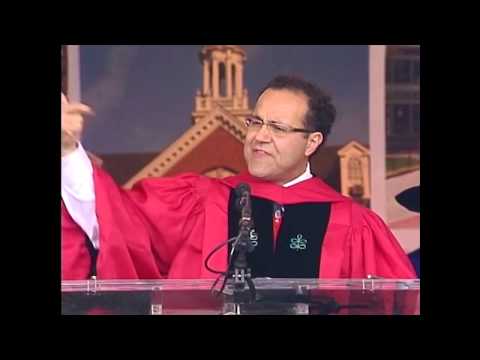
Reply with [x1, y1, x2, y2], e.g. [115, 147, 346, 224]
[61, 278, 420, 315]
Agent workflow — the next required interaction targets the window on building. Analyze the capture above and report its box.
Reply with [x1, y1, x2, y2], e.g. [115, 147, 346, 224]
[348, 157, 363, 185]
[232, 64, 236, 96]
[386, 104, 393, 136]
[393, 104, 411, 135]
[209, 62, 213, 96]
[219, 62, 226, 97]
[413, 60, 420, 83]
[386, 59, 393, 83]
[394, 59, 411, 83]
[412, 103, 420, 134]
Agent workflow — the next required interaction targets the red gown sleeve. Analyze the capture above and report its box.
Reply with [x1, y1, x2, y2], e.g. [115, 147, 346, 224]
[347, 204, 417, 279]
[61, 201, 92, 280]
[81, 165, 210, 279]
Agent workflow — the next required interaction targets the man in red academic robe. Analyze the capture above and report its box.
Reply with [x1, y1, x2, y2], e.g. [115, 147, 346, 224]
[61, 75, 416, 281]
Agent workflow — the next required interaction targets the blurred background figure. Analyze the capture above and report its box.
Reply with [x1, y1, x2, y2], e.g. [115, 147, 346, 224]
[395, 185, 420, 277]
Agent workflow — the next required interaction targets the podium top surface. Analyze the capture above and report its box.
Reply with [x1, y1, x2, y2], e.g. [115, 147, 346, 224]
[62, 278, 420, 293]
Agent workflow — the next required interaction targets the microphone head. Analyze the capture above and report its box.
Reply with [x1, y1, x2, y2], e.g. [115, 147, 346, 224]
[235, 183, 251, 197]
[235, 183, 251, 212]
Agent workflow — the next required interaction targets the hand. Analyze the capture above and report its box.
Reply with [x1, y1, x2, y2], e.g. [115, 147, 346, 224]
[61, 93, 94, 157]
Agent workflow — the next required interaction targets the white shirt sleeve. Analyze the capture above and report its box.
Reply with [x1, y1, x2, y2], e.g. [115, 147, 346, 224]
[61, 143, 100, 249]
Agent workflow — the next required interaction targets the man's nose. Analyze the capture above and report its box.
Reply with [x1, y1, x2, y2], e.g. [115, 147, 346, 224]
[254, 123, 272, 142]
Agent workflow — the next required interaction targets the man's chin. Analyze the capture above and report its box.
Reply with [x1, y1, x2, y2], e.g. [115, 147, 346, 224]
[248, 166, 274, 181]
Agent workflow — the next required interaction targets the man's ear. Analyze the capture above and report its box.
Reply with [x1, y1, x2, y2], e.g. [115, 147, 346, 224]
[305, 132, 324, 157]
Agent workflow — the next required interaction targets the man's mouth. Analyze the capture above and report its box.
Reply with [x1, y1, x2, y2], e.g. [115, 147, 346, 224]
[252, 149, 271, 156]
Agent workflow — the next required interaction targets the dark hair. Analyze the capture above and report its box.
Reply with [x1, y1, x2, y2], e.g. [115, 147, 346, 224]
[257, 75, 336, 144]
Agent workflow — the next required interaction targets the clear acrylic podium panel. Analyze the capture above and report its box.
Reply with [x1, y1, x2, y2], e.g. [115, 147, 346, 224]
[62, 278, 420, 315]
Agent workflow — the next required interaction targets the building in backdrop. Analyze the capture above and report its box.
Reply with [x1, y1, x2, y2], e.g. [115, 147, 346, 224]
[62, 44, 420, 255]
[386, 45, 420, 153]
[384, 45, 420, 254]
[77, 45, 371, 207]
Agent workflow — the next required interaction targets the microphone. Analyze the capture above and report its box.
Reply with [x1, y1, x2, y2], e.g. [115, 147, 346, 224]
[235, 183, 252, 231]
[208, 183, 256, 303]
[230, 183, 256, 303]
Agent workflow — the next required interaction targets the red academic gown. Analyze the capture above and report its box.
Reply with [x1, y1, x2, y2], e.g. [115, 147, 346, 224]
[61, 164, 416, 281]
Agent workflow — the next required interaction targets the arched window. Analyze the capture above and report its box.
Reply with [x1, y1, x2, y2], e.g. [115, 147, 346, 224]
[209, 62, 213, 96]
[219, 62, 226, 97]
[348, 157, 363, 185]
[232, 64, 236, 96]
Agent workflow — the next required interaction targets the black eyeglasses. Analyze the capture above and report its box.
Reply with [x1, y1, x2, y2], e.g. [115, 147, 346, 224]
[244, 116, 314, 137]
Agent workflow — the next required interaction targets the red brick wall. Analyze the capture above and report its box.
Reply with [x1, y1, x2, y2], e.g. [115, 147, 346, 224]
[165, 127, 248, 176]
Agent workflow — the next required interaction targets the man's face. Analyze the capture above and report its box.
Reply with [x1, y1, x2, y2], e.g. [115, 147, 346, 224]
[243, 89, 321, 185]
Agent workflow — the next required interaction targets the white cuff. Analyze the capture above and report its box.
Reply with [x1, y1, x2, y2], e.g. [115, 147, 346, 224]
[61, 142, 99, 249]
[61, 143, 95, 201]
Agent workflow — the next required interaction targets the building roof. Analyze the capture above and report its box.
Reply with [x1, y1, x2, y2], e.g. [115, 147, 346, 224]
[97, 152, 160, 185]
